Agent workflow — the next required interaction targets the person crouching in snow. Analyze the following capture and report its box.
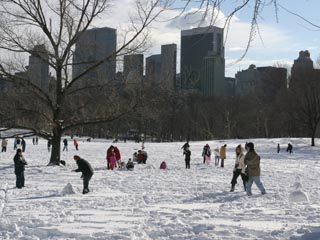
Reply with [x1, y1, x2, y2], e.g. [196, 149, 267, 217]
[126, 158, 134, 170]
[72, 155, 94, 194]
[184, 147, 191, 169]
[230, 144, 247, 192]
[160, 161, 167, 170]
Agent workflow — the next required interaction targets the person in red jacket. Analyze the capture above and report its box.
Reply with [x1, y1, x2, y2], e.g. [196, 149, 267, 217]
[73, 139, 79, 151]
[106, 145, 115, 169]
[114, 147, 122, 168]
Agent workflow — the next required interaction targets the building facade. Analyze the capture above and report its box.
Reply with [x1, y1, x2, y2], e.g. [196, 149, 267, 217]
[145, 54, 161, 88]
[180, 26, 225, 96]
[160, 44, 177, 92]
[72, 27, 117, 87]
[235, 64, 287, 98]
[123, 54, 144, 87]
[27, 44, 50, 93]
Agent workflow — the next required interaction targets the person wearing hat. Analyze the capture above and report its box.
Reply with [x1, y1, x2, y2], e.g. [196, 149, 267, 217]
[244, 142, 266, 196]
[13, 148, 28, 188]
[72, 155, 94, 194]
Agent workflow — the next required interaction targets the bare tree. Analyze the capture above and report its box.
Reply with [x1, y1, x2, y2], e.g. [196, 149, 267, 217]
[289, 70, 320, 146]
[0, 0, 171, 164]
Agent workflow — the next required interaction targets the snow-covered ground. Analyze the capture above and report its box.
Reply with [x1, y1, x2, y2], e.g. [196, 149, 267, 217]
[0, 138, 320, 240]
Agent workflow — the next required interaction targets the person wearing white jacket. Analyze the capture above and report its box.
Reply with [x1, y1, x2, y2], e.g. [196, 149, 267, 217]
[230, 144, 247, 192]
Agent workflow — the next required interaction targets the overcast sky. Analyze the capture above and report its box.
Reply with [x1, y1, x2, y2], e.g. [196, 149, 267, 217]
[92, 0, 320, 77]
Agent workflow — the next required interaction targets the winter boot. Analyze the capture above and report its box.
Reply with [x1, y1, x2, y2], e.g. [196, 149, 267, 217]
[230, 185, 235, 192]
[83, 189, 89, 194]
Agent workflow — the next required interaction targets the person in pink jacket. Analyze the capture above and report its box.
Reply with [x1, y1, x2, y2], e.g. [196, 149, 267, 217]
[109, 152, 117, 170]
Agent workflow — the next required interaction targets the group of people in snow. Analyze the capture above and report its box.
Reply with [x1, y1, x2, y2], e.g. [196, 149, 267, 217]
[182, 141, 266, 196]
[13, 137, 26, 152]
[9, 136, 277, 196]
[277, 143, 293, 154]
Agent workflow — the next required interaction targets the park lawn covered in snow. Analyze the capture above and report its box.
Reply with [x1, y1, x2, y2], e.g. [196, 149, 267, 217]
[0, 138, 320, 240]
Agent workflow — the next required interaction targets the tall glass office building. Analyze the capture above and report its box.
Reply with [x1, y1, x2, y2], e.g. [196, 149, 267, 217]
[72, 27, 117, 87]
[180, 26, 225, 96]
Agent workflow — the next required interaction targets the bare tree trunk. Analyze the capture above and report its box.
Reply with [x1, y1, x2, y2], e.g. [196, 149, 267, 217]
[49, 125, 62, 165]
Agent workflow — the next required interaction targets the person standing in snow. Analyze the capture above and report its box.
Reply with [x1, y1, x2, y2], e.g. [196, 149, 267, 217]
[47, 140, 52, 152]
[62, 138, 68, 151]
[13, 137, 17, 150]
[72, 155, 94, 194]
[21, 138, 26, 152]
[16, 138, 22, 150]
[1, 138, 8, 152]
[202, 144, 211, 165]
[13, 149, 28, 189]
[230, 144, 247, 192]
[244, 142, 266, 196]
[181, 141, 190, 154]
[184, 147, 191, 169]
[277, 144, 280, 153]
[114, 147, 122, 168]
[214, 148, 220, 166]
[220, 144, 227, 168]
[286, 143, 293, 154]
[73, 139, 79, 151]
[106, 145, 114, 169]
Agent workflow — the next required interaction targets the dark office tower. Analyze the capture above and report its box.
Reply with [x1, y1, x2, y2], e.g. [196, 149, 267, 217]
[123, 54, 144, 87]
[180, 26, 225, 96]
[290, 50, 314, 87]
[146, 54, 161, 87]
[161, 44, 177, 92]
[27, 44, 49, 93]
[72, 27, 116, 87]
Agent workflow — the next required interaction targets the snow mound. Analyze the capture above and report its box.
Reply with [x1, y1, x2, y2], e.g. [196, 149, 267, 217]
[61, 183, 76, 195]
[289, 190, 309, 202]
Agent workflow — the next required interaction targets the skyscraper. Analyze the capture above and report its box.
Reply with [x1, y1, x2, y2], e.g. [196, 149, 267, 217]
[146, 54, 161, 87]
[72, 27, 117, 87]
[27, 44, 49, 93]
[123, 54, 143, 93]
[123, 54, 144, 87]
[180, 26, 225, 96]
[161, 44, 177, 92]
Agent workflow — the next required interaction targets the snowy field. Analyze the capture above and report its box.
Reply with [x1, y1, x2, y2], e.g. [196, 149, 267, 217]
[0, 137, 320, 240]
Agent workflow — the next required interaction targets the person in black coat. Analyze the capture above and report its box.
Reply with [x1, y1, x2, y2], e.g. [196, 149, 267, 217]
[13, 149, 28, 188]
[21, 138, 26, 152]
[184, 147, 191, 169]
[72, 155, 94, 194]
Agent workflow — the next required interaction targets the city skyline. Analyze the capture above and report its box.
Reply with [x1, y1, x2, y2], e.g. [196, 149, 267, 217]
[91, 0, 320, 77]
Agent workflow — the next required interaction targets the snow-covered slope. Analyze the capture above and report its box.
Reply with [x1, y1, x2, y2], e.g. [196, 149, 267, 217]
[0, 138, 319, 239]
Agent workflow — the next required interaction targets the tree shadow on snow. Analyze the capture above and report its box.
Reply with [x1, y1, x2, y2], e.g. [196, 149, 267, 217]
[290, 227, 320, 240]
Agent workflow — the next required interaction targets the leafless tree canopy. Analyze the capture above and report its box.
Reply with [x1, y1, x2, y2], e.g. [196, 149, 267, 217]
[0, 0, 172, 164]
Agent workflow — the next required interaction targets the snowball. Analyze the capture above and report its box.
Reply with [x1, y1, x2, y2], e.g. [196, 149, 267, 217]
[61, 183, 76, 195]
[289, 190, 309, 202]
